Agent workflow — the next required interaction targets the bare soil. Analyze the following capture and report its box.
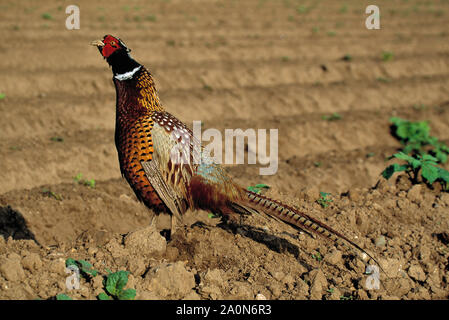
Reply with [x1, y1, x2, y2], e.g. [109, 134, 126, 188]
[1, 0, 449, 300]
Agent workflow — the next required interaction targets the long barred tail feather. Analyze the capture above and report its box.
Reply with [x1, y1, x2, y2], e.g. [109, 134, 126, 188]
[240, 190, 383, 272]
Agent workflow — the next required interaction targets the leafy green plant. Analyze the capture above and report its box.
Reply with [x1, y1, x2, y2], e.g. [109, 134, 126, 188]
[382, 152, 449, 189]
[376, 77, 391, 83]
[0, 93, 5, 99]
[66, 258, 99, 278]
[56, 294, 72, 300]
[317, 192, 333, 208]
[296, 5, 308, 14]
[203, 84, 213, 91]
[42, 12, 53, 20]
[381, 51, 394, 62]
[98, 271, 136, 300]
[311, 250, 323, 261]
[73, 173, 96, 189]
[50, 136, 64, 142]
[339, 4, 348, 13]
[42, 188, 63, 201]
[390, 117, 449, 163]
[247, 184, 270, 194]
[145, 15, 157, 22]
[342, 54, 352, 61]
[322, 113, 342, 121]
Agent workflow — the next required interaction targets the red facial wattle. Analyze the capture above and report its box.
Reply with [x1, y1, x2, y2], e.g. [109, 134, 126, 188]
[102, 44, 118, 58]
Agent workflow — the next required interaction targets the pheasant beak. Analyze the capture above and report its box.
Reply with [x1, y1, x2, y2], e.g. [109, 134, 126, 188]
[90, 39, 105, 47]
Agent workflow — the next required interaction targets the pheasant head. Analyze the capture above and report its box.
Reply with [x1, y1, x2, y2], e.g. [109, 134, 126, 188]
[91, 34, 141, 78]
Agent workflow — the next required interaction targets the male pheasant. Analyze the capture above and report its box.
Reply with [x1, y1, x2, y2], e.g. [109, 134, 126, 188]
[91, 35, 379, 269]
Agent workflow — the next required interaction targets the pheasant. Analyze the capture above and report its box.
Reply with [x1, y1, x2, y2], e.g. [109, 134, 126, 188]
[91, 35, 379, 269]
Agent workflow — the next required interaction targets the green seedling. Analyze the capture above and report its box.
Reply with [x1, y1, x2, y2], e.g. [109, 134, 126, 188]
[390, 117, 449, 163]
[98, 270, 136, 300]
[56, 294, 72, 300]
[203, 84, 213, 91]
[382, 152, 449, 189]
[317, 192, 333, 208]
[376, 77, 391, 83]
[66, 258, 99, 278]
[0, 93, 5, 99]
[42, 12, 53, 20]
[42, 188, 63, 201]
[145, 15, 157, 22]
[208, 213, 220, 219]
[342, 54, 352, 61]
[311, 250, 323, 261]
[84, 179, 96, 188]
[327, 31, 336, 37]
[322, 113, 342, 121]
[50, 136, 64, 142]
[247, 184, 270, 194]
[339, 4, 348, 13]
[381, 51, 394, 62]
[314, 161, 322, 167]
[296, 5, 308, 14]
[73, 173, 96, 188]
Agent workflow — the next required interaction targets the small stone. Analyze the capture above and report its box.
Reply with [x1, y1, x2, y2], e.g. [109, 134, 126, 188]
[328, 287, 342, 300]
[309, 269, 327, 300]
[256, 293, 267, 300]
[145, 262, 195, 299]
[183, 291, 201, 300]
[304, 186, 319, 201]
[272, 271, 285, 282]
[48, 258, 65, 274]
[407, 185, 423, 204]
[356, 289, 369, 300]
[408, 264, 426, 282]
[204, 269, 224, 284]
[396, 198, 410, 210]
[379, 258, 403, 278]
[349, 189, 363, 202]
[267, 284, 282, 297]
[21, 253, 43, 272]
[126, 258, 146, 276]
[375, 235, 386, 248]
[124, 225, 167, 255]
[372, 203, 384, 213]
[325, 249, 342, 265]
[201, 284, 222, 299]
[439, 193, 449, 206]
[0, 257, 25, 281]
[137, 291, 161, 300]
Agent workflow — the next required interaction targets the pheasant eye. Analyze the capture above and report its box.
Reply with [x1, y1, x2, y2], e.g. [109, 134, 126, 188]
[110, 41, 116, 46]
